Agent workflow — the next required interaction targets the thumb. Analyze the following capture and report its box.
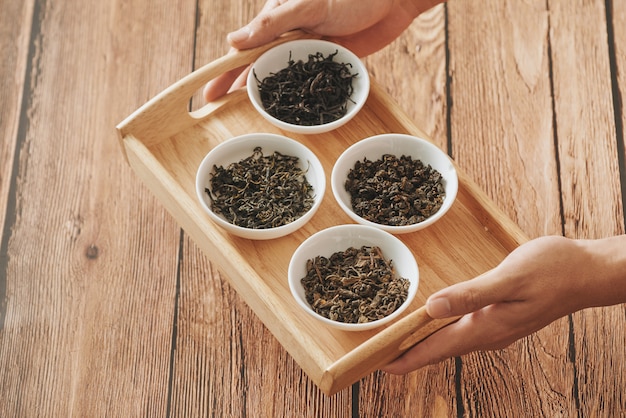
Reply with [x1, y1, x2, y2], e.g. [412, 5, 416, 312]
[227, 0, 324, 50]
[426, 269, 511, 319]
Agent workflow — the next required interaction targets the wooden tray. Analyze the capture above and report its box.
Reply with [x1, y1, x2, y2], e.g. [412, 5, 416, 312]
[116, 31, 528, 396]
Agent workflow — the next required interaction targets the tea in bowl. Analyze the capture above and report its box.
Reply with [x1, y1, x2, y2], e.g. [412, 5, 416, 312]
[288, 224, 419, 331]
[247, 39, 370, 134]
[196, 133, 325, 240]
[331, 134, 458, 234]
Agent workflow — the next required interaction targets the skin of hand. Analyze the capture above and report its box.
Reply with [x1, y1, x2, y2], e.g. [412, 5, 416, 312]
[203, 0, 444, 102]
[383, 234, 626, 374]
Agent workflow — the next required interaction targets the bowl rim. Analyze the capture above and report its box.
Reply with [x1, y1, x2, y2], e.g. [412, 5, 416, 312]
[288, 224, 419, 331]
[195, 132, 326, 239]
[246, 39, 370, 134]
[331, 133, 459, 234]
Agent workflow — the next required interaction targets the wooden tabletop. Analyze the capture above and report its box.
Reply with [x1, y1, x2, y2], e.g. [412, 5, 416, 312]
[1, 0, 624, 416]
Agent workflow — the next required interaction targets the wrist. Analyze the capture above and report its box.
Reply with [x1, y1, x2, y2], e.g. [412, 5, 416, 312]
[401, 0, 446, 19]
[577, 235, 626, 308]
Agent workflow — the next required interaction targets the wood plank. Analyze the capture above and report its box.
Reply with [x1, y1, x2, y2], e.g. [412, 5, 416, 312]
[364, 4, 449, 151]
[550, 0, 624, 238]
[614, 0, 626, 209]
[0, 1, 35, 413]
[0, 0, 33, 269]
[2, 0, 622, 415]
[450, 0, 562, 235]
[446, 0, 576, 415]
[177, 0, 353, 414]
[0, 0, 196, 415]
[549, 0, 626, 415]
[358, 5, 459, 417]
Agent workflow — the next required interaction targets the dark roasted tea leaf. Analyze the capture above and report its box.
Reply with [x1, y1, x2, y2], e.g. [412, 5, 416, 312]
[255, 50, 357, 126]
[345, 154, 445, 226]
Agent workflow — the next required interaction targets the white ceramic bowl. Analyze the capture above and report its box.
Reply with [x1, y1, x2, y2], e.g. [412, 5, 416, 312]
[196, 133, 325, 240]
[331, 134, 458, 234]
[247, 39, 370, 134]
[288, 224, 419, 331]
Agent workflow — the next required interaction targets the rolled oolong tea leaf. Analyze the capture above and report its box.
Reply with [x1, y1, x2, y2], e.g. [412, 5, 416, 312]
[345, 154, 445, 226]
[300, 246, 410, 324]
[255, 50, 357, 126]
[206, 146, 314, 229]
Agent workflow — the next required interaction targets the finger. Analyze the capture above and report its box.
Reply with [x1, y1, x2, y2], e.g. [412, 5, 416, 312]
[227, 0, 325, 49]
[230, 66, 251, 92]
[382, 316, 477, 374]
[203, 65, 248, 102]
[381, 327, 449, 374]
[383, 307, 516, 374]
[426, 268, 518, 319]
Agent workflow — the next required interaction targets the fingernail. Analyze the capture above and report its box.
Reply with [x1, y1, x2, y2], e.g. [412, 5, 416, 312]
[426, 297, 451, 318]
[228, 27, 251, 44]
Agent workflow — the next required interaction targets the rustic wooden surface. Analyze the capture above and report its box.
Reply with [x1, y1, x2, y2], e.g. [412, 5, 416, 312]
[1, 0, 624, 416]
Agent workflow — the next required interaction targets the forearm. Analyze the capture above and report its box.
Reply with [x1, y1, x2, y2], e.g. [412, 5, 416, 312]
[578, 234, 626, 308]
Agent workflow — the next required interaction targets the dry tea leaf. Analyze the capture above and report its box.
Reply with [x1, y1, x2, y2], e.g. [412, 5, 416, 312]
[255, 50, 357, 126]
[300, 246, 409, 324]
[206, 147, 314, 229]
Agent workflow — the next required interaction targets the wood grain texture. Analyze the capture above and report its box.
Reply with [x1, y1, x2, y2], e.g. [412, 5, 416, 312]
[364, 5, 449, 150]
[449, 0, 560, 236]
[446, 0, 581, 416]
[614, 0, 626, 216]
[1, 0, 624, 416]
[549, 1, 626, 416]
[550, 0, 623, 238]
[445, 0, 625, 416]
[0, 0, 196, 415]
[0, 0, 33, 257]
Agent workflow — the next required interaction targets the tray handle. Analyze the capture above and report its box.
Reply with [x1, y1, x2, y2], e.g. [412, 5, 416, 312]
[320, 291, 470, 395]
[116, 30, 320, 152]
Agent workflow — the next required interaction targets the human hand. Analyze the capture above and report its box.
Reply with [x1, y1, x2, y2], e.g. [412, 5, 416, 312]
[203, 0, 444, 102]
[383, 235, 612, 374]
